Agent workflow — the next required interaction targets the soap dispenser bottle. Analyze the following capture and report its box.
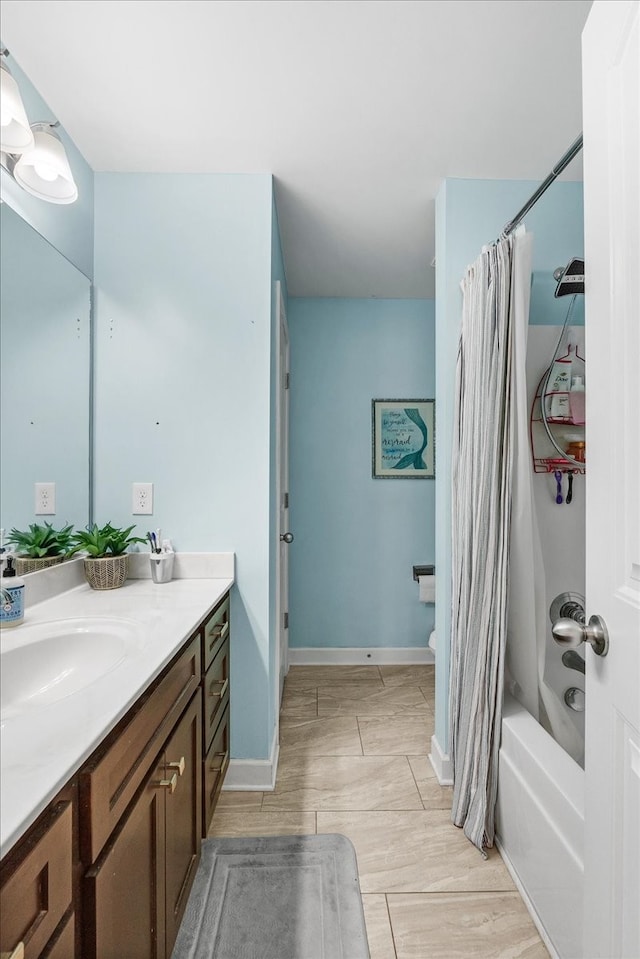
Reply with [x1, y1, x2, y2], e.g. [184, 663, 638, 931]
[1, 555, 25, 627]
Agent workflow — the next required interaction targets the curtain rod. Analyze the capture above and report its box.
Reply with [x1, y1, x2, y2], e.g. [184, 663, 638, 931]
[501, 134, 583, 239]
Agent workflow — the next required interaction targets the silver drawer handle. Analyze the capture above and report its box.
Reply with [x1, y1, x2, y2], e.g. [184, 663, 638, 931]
[210, 751, 228, 774]
[208, 620, 229, 649]
[209, 678, 229, 699]
[166, 756, 185, 776]
[154, 773, 178, 793]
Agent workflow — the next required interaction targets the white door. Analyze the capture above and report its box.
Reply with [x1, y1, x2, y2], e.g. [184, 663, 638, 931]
[582, 3, 640, 956]
[275, 281, 291, 708]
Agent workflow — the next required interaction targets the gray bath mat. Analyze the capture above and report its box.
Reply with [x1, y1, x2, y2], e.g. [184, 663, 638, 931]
[171, 834, 370, 959]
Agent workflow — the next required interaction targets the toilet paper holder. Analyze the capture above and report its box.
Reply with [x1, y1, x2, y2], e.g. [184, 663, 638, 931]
[412, 564, 435, 581]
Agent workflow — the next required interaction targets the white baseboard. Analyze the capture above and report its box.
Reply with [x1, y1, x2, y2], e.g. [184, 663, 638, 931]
[429, 733, 453, 785]
[223, 729, 279, 792]
[288, 647, 435, 665]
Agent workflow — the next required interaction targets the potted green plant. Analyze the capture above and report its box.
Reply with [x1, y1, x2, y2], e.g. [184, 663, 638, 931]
[6, 522, 75, 575]
[69, 522, 146, 590]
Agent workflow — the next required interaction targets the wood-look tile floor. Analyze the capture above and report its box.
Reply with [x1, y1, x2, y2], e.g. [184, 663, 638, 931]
[209, 665, 550, 959]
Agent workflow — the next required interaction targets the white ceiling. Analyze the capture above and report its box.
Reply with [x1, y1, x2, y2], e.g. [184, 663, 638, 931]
[1, 0, 592, 298]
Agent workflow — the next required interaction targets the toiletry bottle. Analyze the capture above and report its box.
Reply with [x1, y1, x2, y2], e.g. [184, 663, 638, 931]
[566, 441, 586, 463]
[1, 556, 25, 627]
[547, 348, 573, 420]
[569, 375, 585, 425]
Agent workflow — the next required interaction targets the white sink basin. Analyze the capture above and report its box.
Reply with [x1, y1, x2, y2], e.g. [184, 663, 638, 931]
[0, 618, 143, 720]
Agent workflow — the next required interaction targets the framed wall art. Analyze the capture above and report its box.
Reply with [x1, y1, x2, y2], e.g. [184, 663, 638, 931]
[372, 399, 435, 479]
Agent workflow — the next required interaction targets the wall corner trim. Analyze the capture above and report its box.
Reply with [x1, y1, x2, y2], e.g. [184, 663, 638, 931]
[223, 729, 279, 792]
[429, 733, 453, 785]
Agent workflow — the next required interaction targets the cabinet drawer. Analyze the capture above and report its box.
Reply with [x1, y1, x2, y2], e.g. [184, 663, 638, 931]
[203, 702, 230, 835]
[203, 637, 229, 752]
[202, 594, 230, 673]
[80, 635, 201, 863]
[0, 802, 72, 959]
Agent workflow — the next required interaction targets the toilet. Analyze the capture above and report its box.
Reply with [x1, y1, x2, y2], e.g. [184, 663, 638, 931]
[415, 568, 436, 660]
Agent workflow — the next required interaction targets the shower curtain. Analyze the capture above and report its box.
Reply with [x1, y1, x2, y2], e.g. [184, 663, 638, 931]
[449, 228, 533, 852]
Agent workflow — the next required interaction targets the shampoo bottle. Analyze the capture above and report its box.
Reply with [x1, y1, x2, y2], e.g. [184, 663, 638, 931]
[546, 349, 573, 420]
[1, 556, 25, 627]
[569, 375, 585, 425]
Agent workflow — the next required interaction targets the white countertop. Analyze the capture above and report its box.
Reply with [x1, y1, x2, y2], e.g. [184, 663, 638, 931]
[0, 555, 234, 859]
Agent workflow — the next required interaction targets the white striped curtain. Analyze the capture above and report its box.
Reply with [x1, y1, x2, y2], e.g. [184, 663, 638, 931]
[449, 231, 530, 853]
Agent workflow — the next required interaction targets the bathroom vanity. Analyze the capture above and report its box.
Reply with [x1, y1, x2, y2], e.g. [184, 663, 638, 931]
[0, 561, 232, 959]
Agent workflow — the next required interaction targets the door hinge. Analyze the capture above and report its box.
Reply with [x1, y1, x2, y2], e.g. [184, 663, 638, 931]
[283, 612, 289, 629]
[284, 372, 290, 390]
[283, 492, 289, 509]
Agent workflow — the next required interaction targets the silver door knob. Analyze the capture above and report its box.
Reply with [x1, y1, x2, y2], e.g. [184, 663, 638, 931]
[280, 532, 294, 544]
[552, 614, 609, 656]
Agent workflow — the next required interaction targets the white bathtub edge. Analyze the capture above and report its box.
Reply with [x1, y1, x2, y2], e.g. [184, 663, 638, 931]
[497, 693, 584, 959]
[495, 837, 561, 959]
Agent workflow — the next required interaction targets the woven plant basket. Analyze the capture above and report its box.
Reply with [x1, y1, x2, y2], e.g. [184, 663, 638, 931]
[15, 555, 65, 576]
[84, 555, 129, 590]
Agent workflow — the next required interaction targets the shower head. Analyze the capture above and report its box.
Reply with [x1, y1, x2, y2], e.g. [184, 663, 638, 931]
[554, 257, 585, 297]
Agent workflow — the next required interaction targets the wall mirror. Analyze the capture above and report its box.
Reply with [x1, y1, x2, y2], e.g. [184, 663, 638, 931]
[0, 201, 91, 536]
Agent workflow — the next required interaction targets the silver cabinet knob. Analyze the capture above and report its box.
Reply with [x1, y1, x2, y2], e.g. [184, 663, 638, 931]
[280, 532, 294, 544]
[552, 614, 609, 656]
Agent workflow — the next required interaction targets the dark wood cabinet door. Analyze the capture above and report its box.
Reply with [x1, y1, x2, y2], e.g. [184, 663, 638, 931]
[0, 801, 72, 959]
[164, 694, 202, 957]
[83, 760, 165, 959]
[41, 911, 75, 959]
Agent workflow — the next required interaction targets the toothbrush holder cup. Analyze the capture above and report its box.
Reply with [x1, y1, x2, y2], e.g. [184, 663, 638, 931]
[149, 551, 175, 584]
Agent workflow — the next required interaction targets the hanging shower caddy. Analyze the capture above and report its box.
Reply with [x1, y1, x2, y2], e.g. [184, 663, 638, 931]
[529, 260, 586, 478]
[529, 342, 586, 475]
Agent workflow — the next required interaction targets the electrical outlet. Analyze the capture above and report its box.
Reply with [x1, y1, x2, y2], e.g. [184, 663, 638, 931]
[35, 482, 56, 515]
[132, 482, 153, 515]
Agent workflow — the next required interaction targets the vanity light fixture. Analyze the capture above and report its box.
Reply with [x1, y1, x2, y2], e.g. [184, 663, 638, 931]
[12, 122, 78, 204]
[0, 49, 78, 204]
[0, 53, 34, 154]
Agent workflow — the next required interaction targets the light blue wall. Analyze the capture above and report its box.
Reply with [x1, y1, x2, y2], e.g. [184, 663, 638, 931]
[0, 51, 94, 279]
[288, 297, 435, 650]
[93, 172, 276, 761]
[434, 178, 584, 754]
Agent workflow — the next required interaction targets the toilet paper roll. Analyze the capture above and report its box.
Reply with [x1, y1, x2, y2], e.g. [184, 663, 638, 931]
[419, 575, 436, 603]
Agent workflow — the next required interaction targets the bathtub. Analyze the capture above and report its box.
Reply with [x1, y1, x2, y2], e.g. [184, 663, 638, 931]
[496, 693, 584, 959]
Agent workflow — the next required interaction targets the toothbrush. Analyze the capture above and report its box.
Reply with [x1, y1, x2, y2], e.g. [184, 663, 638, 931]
[155, 529, 162, 553]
